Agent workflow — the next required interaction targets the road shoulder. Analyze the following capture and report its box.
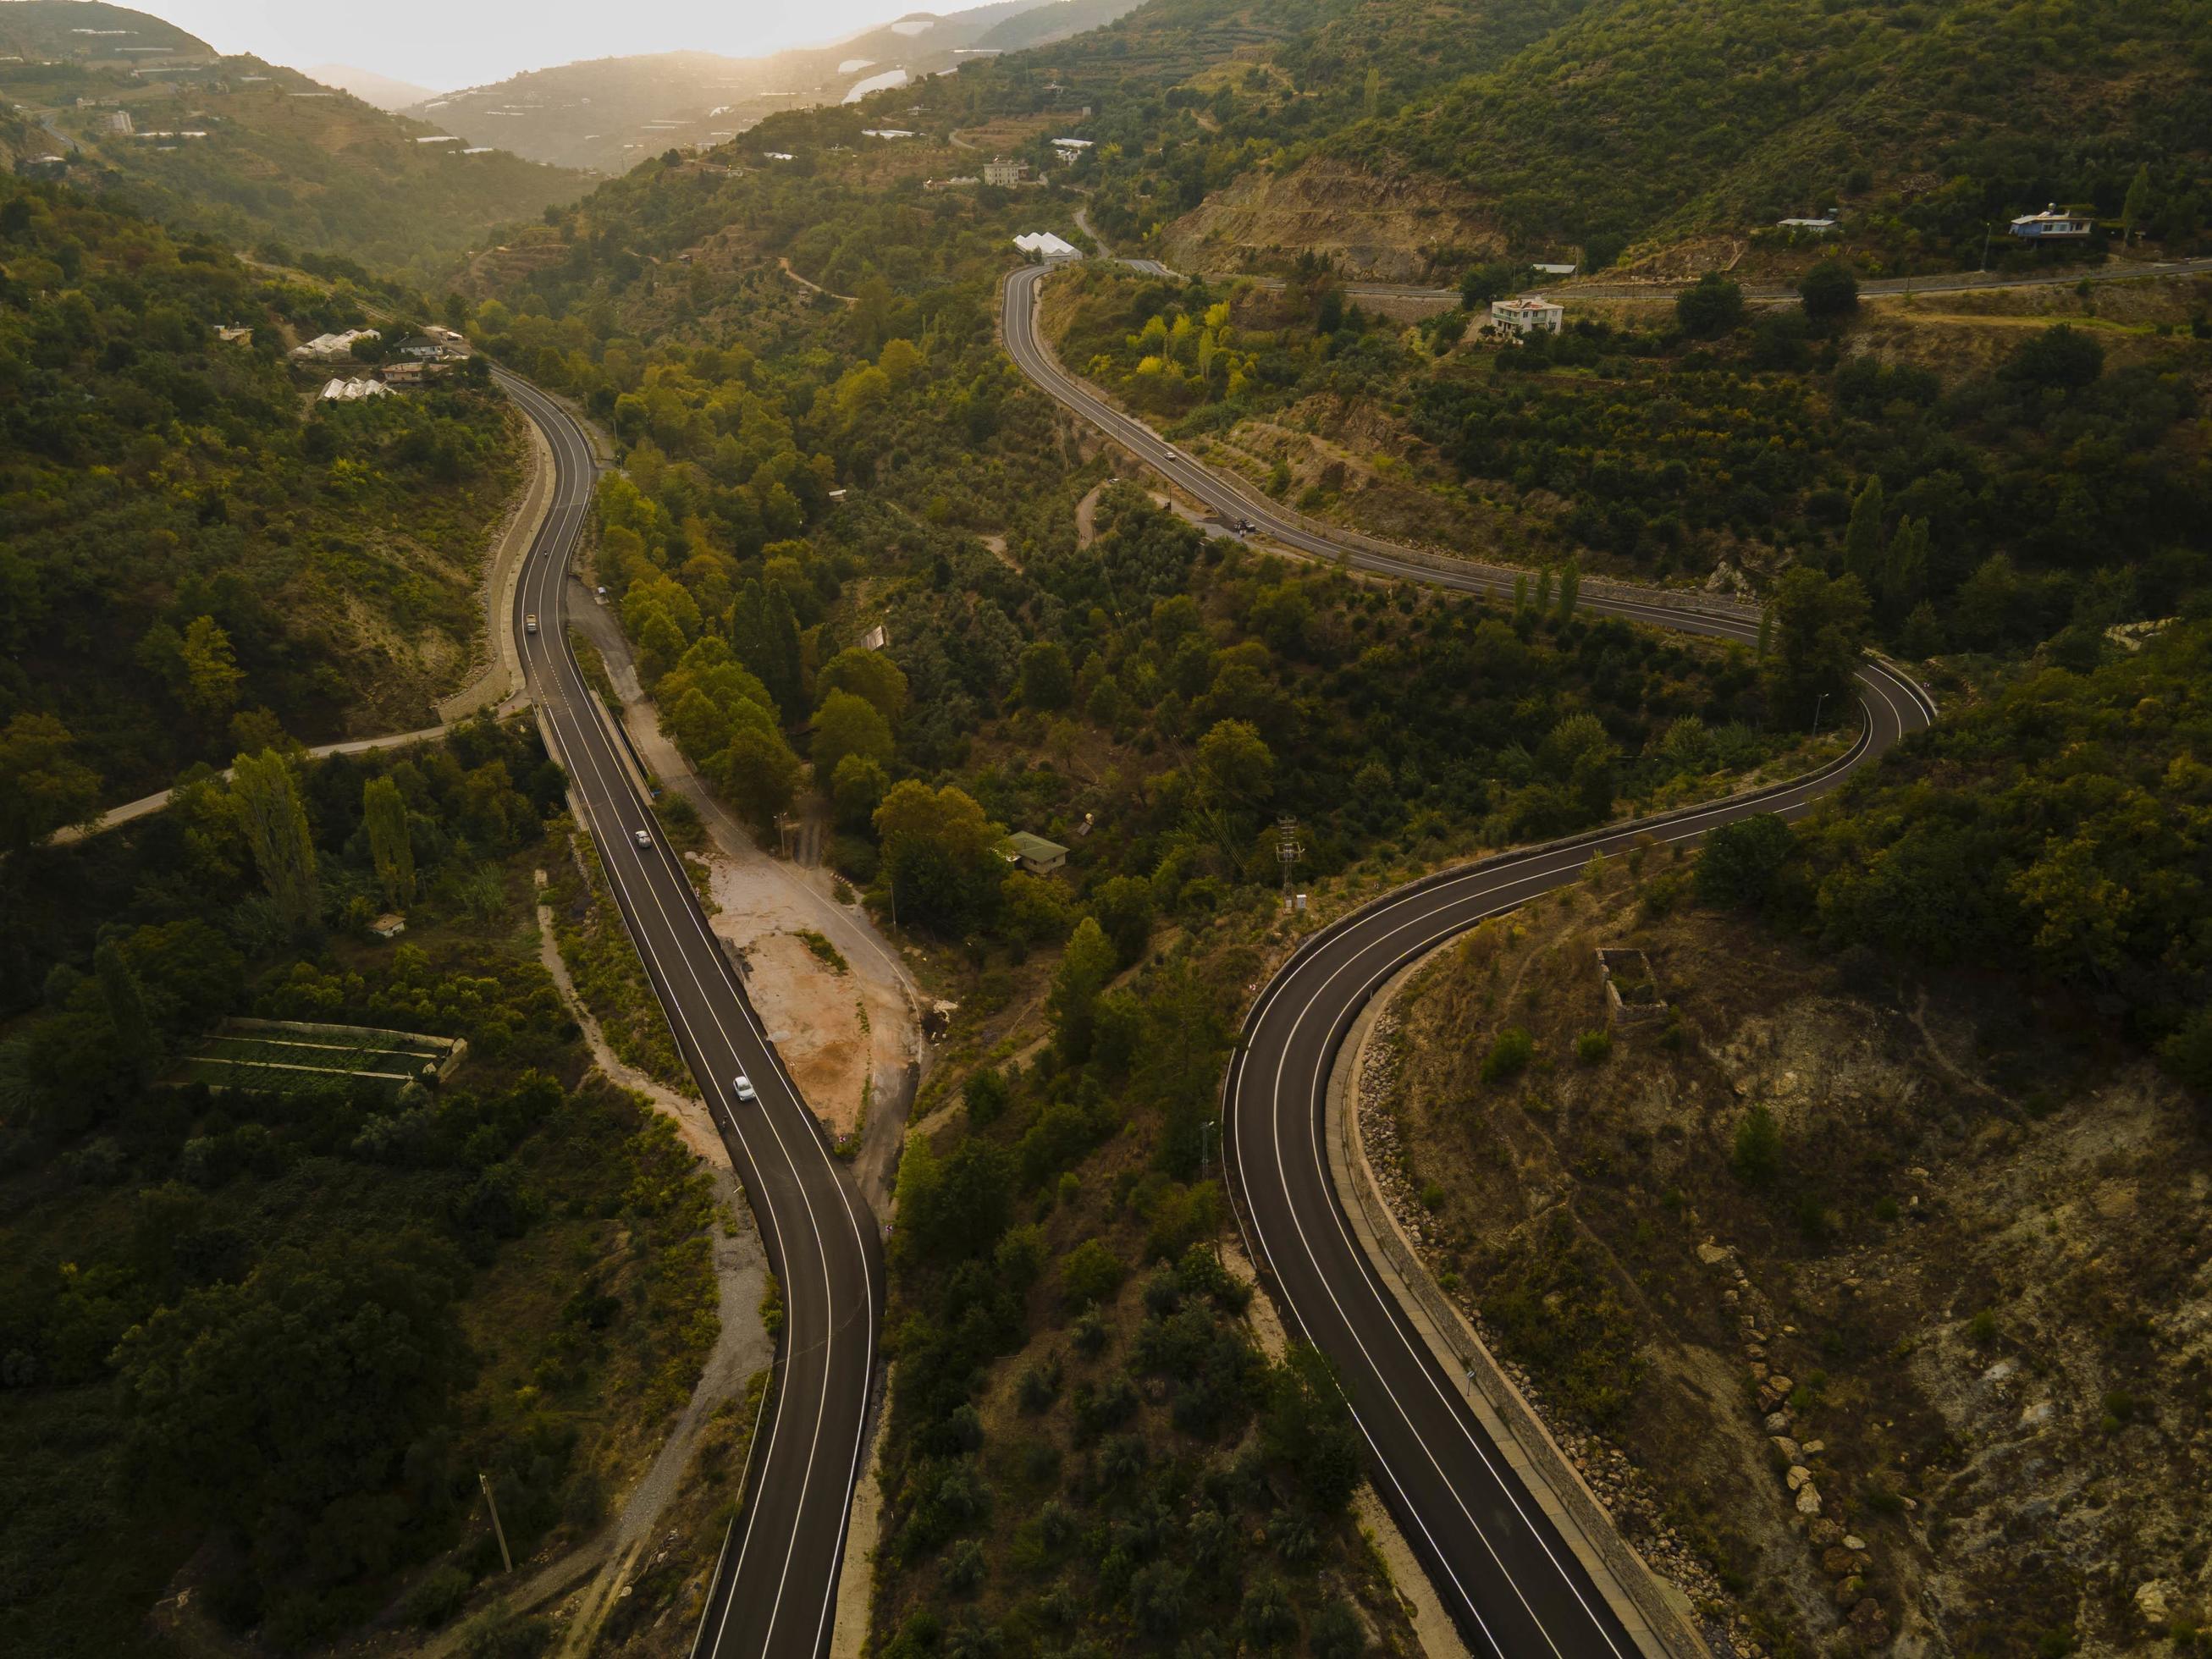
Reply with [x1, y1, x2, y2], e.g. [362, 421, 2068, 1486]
[1328, 949, 1711, 1659]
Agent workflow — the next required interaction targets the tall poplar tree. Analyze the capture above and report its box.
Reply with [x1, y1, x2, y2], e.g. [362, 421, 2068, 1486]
[233, 749, 320, 934]
[363, 774, 416, 908]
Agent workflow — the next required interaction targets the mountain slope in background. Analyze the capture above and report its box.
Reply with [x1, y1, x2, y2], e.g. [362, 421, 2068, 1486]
[874, 0, 2209, 279]
[0, 0, 212, 63]
[306, 63, 441, 110]
[405, 0, 1139, 174]
[0, 3, 582, 281]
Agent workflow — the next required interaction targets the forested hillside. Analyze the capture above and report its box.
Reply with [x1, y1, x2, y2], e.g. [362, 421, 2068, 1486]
[0, 179, 521, 815]
[864, 0, 2212, 278]
[0, 717, 731, 1657]
[1043, 259, 2211, 670]
[0, 4, 582, 282]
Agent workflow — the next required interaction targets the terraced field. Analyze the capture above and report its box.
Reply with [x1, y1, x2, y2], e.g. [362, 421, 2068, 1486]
[182, 1022, 461, 1098]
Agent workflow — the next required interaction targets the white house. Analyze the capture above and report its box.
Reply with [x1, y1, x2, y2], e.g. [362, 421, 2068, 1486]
[1490, 295, 1564, 336]
[1777, 217, 1838, 234]
[982, 156, 1029, 186]
[2010, 204, 2093, 240]
[1050, 138, 1093, 165]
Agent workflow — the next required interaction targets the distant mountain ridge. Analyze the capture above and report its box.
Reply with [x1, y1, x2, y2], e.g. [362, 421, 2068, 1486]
[405, 0, 1139, 174]
[306, 63, 441, 110]
[0, 2, 581, 280]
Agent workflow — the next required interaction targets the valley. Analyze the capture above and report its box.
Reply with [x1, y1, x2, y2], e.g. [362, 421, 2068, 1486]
[3, 0, 2210, 1656]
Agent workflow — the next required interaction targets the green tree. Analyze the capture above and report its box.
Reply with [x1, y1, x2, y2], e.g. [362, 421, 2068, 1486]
[813, 690, 894, 782]
[874, 781, 1005, 933]
[363, 774, 416, 908]
[815, 647, 908, 725]
[712, 726, 804, 829]
[2121, 163, 2153, 238]
[232, 748, 320, 933]
[179, 615, 245, 720]
[113, 1236, 470, 1594]
[0, 712, 102, 853]
[94, 940, 157, 1072]
[1842, 474, 1886, 589]
[1060, 1237, 1124, 1309]
[1193, 719, 1275, 812]
[1674, 273, 1745, 337]
[1089, 874, 1155, 967]
[1879, 515, 1929, 617]
[830, 752, 890, 830]
[1797, 259, 1860, 320]
[2001, 325, 2104, 394]
[1762, 569, 1868, 730]
[1731, 1105, 1782, 1185]
[1048, 917, 1119, 1061]
[1696, 813, 1796, 908]
[731, 579, 804, 716]
[1556, 559, 1580, 623]
[1018, 641, 1074, 711]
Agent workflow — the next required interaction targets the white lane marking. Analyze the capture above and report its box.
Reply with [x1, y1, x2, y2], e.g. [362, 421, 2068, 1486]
[1013, 262, 1934, 1648]
[1229, 675, 1909, 1647]
[499, 376, 875, 1659]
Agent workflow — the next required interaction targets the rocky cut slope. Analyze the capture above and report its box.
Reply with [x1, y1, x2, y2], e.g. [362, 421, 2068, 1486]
[1360, 850, 2212, 1655]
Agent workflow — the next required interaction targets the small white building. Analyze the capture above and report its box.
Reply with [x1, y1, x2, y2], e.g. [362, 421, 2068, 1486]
[862, 128, 916, 139]
[982, 156, 1028, 186]
[1532, 261, 1578, 276]
[1050, 138, 1092, 165]
[2010, 203, 2093, 240]
[105, 110, 133, 135]
[320, 377, 390, 400]
[1490, 295, 1564, 336]
[1014, 230, 1080, 261]
[1777, 217, 1838, 234]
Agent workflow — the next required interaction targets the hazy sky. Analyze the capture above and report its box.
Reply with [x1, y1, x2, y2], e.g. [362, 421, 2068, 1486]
[146, 0, 929, 92]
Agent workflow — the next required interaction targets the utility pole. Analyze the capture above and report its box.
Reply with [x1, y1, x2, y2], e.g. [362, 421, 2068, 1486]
[1277, 816, 1303, 914]
[1812, 691, 1829, 736]
[479, 1472, 514, 1574]
[1980, 224, 1992, 273]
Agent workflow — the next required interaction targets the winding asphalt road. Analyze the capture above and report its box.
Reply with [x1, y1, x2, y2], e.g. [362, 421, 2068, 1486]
[493, 369, 882, 1659]
[1002, 263, 1936, 1654]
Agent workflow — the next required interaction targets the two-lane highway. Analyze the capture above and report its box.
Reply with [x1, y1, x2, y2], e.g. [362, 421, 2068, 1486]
[1002, 262, 1935, 1655]
[492, 368, 881, 1659]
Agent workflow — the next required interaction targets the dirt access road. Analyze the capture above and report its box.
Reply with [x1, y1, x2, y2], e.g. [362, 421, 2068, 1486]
[567, 587, 924, 1213]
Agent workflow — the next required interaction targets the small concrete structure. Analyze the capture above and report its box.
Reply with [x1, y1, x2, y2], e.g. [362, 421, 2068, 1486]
[370, 912, 406, 938]
[1001, 831, 1068, 874]
[1597, 947, 1668, 1027]
[1776, 217, 1838, 234]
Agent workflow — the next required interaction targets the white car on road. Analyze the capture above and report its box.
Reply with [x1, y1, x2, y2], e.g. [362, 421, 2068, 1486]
[732, 1072, 758, 1104]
